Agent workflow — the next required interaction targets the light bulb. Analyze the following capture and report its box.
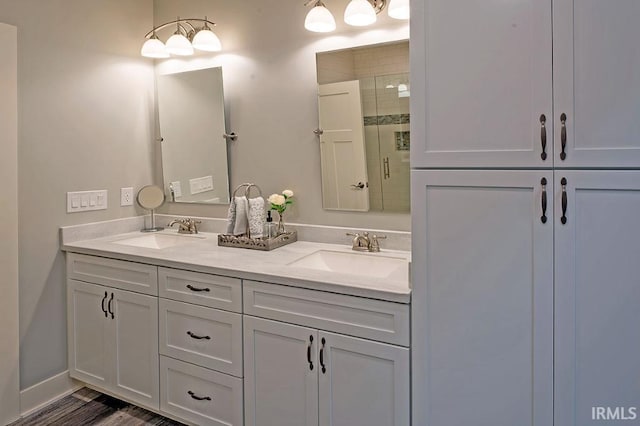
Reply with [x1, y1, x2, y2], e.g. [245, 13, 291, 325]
[344, 0, 377, 27]
[140, 35, 169, 58]
[388, 0, 410, 20]
[192, 28, 222, 52]
[165, 32, 193, 56]
[305, 3, 337, 33]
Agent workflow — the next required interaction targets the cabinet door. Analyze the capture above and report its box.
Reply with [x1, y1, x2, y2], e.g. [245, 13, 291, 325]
[318, 332, 409, 426]
[109, 288, 159, 409]
[411, 0, 552, 168]
[555, 171, 640, 425]
[553, 1, 640, 167]
[67, 280, 109, 388]
[244, 316, 318, 426]
[411, 170, 554, 426]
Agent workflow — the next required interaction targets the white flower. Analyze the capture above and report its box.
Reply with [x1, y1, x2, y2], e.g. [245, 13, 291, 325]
[268, 194, 286, 206]
[282, 189, 294, 198]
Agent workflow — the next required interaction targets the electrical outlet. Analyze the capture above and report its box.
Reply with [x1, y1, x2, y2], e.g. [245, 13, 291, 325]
[121, 187, 134, 206]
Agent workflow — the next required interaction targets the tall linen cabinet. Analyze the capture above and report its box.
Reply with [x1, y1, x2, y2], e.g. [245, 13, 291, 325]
[410, 1, 640, 425]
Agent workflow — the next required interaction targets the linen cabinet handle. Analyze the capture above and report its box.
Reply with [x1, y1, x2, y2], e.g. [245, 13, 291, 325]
[186, 284, 210, 292]
[319, 337, 326, 374]
[187, 331, 211, 340]
[560, 113, 567, 161]
[101, 291, 108, 318]
[540, 114, 547, 160]
[307, 335, 314, 371]
[188, 390, 212, 401]
[561, 178, 568, 224]
[107, 292, 114, 319]
[540, 178, 548, 224]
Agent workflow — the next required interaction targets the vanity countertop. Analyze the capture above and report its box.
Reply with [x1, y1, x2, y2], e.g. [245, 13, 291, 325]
[62, 230, 411, 304]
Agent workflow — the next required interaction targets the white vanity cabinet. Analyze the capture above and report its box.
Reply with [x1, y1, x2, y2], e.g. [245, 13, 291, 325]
[67, 278, 159, 410]
[243, 281, 410, 426]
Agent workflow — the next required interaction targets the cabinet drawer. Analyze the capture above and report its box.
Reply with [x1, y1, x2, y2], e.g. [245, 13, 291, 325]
[160, 356, 243, 426]
[243, 281, 410, 346]
[159, 299, 243, 377]
[67, 253, 157, 295]
[159, 267, 242, 313]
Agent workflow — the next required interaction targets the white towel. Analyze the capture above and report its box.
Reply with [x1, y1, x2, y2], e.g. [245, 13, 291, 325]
[225, 197, 237, 234]
[248, 197, 266, 238]
[232, 196, 249, 235]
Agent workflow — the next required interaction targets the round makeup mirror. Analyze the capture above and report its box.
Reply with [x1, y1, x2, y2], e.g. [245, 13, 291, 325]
[136, 185, 166, 232]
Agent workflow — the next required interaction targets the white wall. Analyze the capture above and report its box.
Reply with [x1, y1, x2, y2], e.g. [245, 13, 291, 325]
[154, 0, 411, 231]
[0, 0, 155, 390]
[0, 22, 20, 425]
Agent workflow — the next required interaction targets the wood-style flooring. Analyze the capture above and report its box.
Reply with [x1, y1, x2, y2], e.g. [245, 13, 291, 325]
[10, 388, 184, 426]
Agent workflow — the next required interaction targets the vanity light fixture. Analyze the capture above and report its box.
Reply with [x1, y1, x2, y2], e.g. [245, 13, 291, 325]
[141, 17, 222, 58]
[304, 0, 408, 33]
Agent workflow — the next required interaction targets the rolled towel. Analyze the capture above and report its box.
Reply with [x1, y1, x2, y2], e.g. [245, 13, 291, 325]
[225, 197, 237, 234]
[232, 196, 249, 235]
[248, 197, 266, 238]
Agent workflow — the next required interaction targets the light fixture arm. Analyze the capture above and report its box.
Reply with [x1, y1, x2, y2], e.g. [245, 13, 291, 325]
[304, 0, 386, 13]
[144, 18, 217, 39]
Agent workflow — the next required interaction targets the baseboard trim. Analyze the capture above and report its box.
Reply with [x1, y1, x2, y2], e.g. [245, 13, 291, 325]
[20, 370, 83, 417]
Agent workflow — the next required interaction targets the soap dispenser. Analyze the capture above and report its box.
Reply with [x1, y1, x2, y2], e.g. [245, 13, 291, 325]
[263, 211, 277, 239]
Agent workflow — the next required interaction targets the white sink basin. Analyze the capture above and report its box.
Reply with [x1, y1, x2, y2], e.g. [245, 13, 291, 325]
[288, 250, 409, 282]
[113, 233, 205, 250]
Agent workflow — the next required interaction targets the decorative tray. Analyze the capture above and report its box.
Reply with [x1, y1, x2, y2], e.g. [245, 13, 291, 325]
[217, 231, 297, 251]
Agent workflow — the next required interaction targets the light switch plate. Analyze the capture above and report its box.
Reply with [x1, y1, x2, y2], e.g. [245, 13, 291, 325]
[67, 190, 108, 213]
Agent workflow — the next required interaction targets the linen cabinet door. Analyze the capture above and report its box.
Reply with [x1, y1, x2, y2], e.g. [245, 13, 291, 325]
[109, 288, 159, 410]
[67, 280, 110, 388]
[553, 0, 640, 168]
[555, 171, 640, 425]
[411, 170, 554, 426]
[411, 0, 552, 168]
[244, 316, 318, 426]
[318, 332, 409, 426]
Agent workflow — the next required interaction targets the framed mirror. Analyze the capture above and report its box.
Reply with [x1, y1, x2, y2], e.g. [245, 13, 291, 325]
[157, 67, 230, 204]
[316, 40, 410, 213]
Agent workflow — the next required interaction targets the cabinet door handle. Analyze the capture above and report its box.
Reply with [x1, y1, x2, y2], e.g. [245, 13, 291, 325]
[561, 177, 568, 224]
[107, 292, 114, 319]
[186, 284, 210, 292]
[319, 337, 326, 374]
[188, 390, 212, 401]
[101, 291, 108, 318]
[383, 157, 390, 179]
[540, 114, 547, 161]
[187, 331, 211, 340]
[560, 113, 567, 161]
[540, 177, 548, 224]
[307, 335, 314, 371]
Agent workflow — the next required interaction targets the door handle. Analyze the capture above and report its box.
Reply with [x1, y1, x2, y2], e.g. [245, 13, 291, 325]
[561, 177, 568, 224]
[101, 291, 108, 318]
[540, 177, 548, 224]
[319, 337, 326, 374]
[539, 114, 547, 161]
[383, 157, 390, 179]
[560, 113, 567, 161]
[314, 128, 324, 136]
[107, 292, 114, 319]
[350, 182, 365, 189]
[307, 335, 314, 371]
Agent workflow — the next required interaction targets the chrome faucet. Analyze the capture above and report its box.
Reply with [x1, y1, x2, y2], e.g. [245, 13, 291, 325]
[168, 218, 201, 234]
[346, 231, 387, 252]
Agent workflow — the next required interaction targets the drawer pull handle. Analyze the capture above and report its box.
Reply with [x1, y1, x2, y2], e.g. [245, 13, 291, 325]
[320, 337, 326, 374]
[560, 113, 567, 160]
[101, 291, 108, 318]
[307, 335, 314, 371]
[540, 114, 547, 160]
[107, 292, 114, 319]
[561, 177, 568, 225]
[186, 284, 210, 292]
[187, 331, 211, 340]
[188, 390, 212, 401]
